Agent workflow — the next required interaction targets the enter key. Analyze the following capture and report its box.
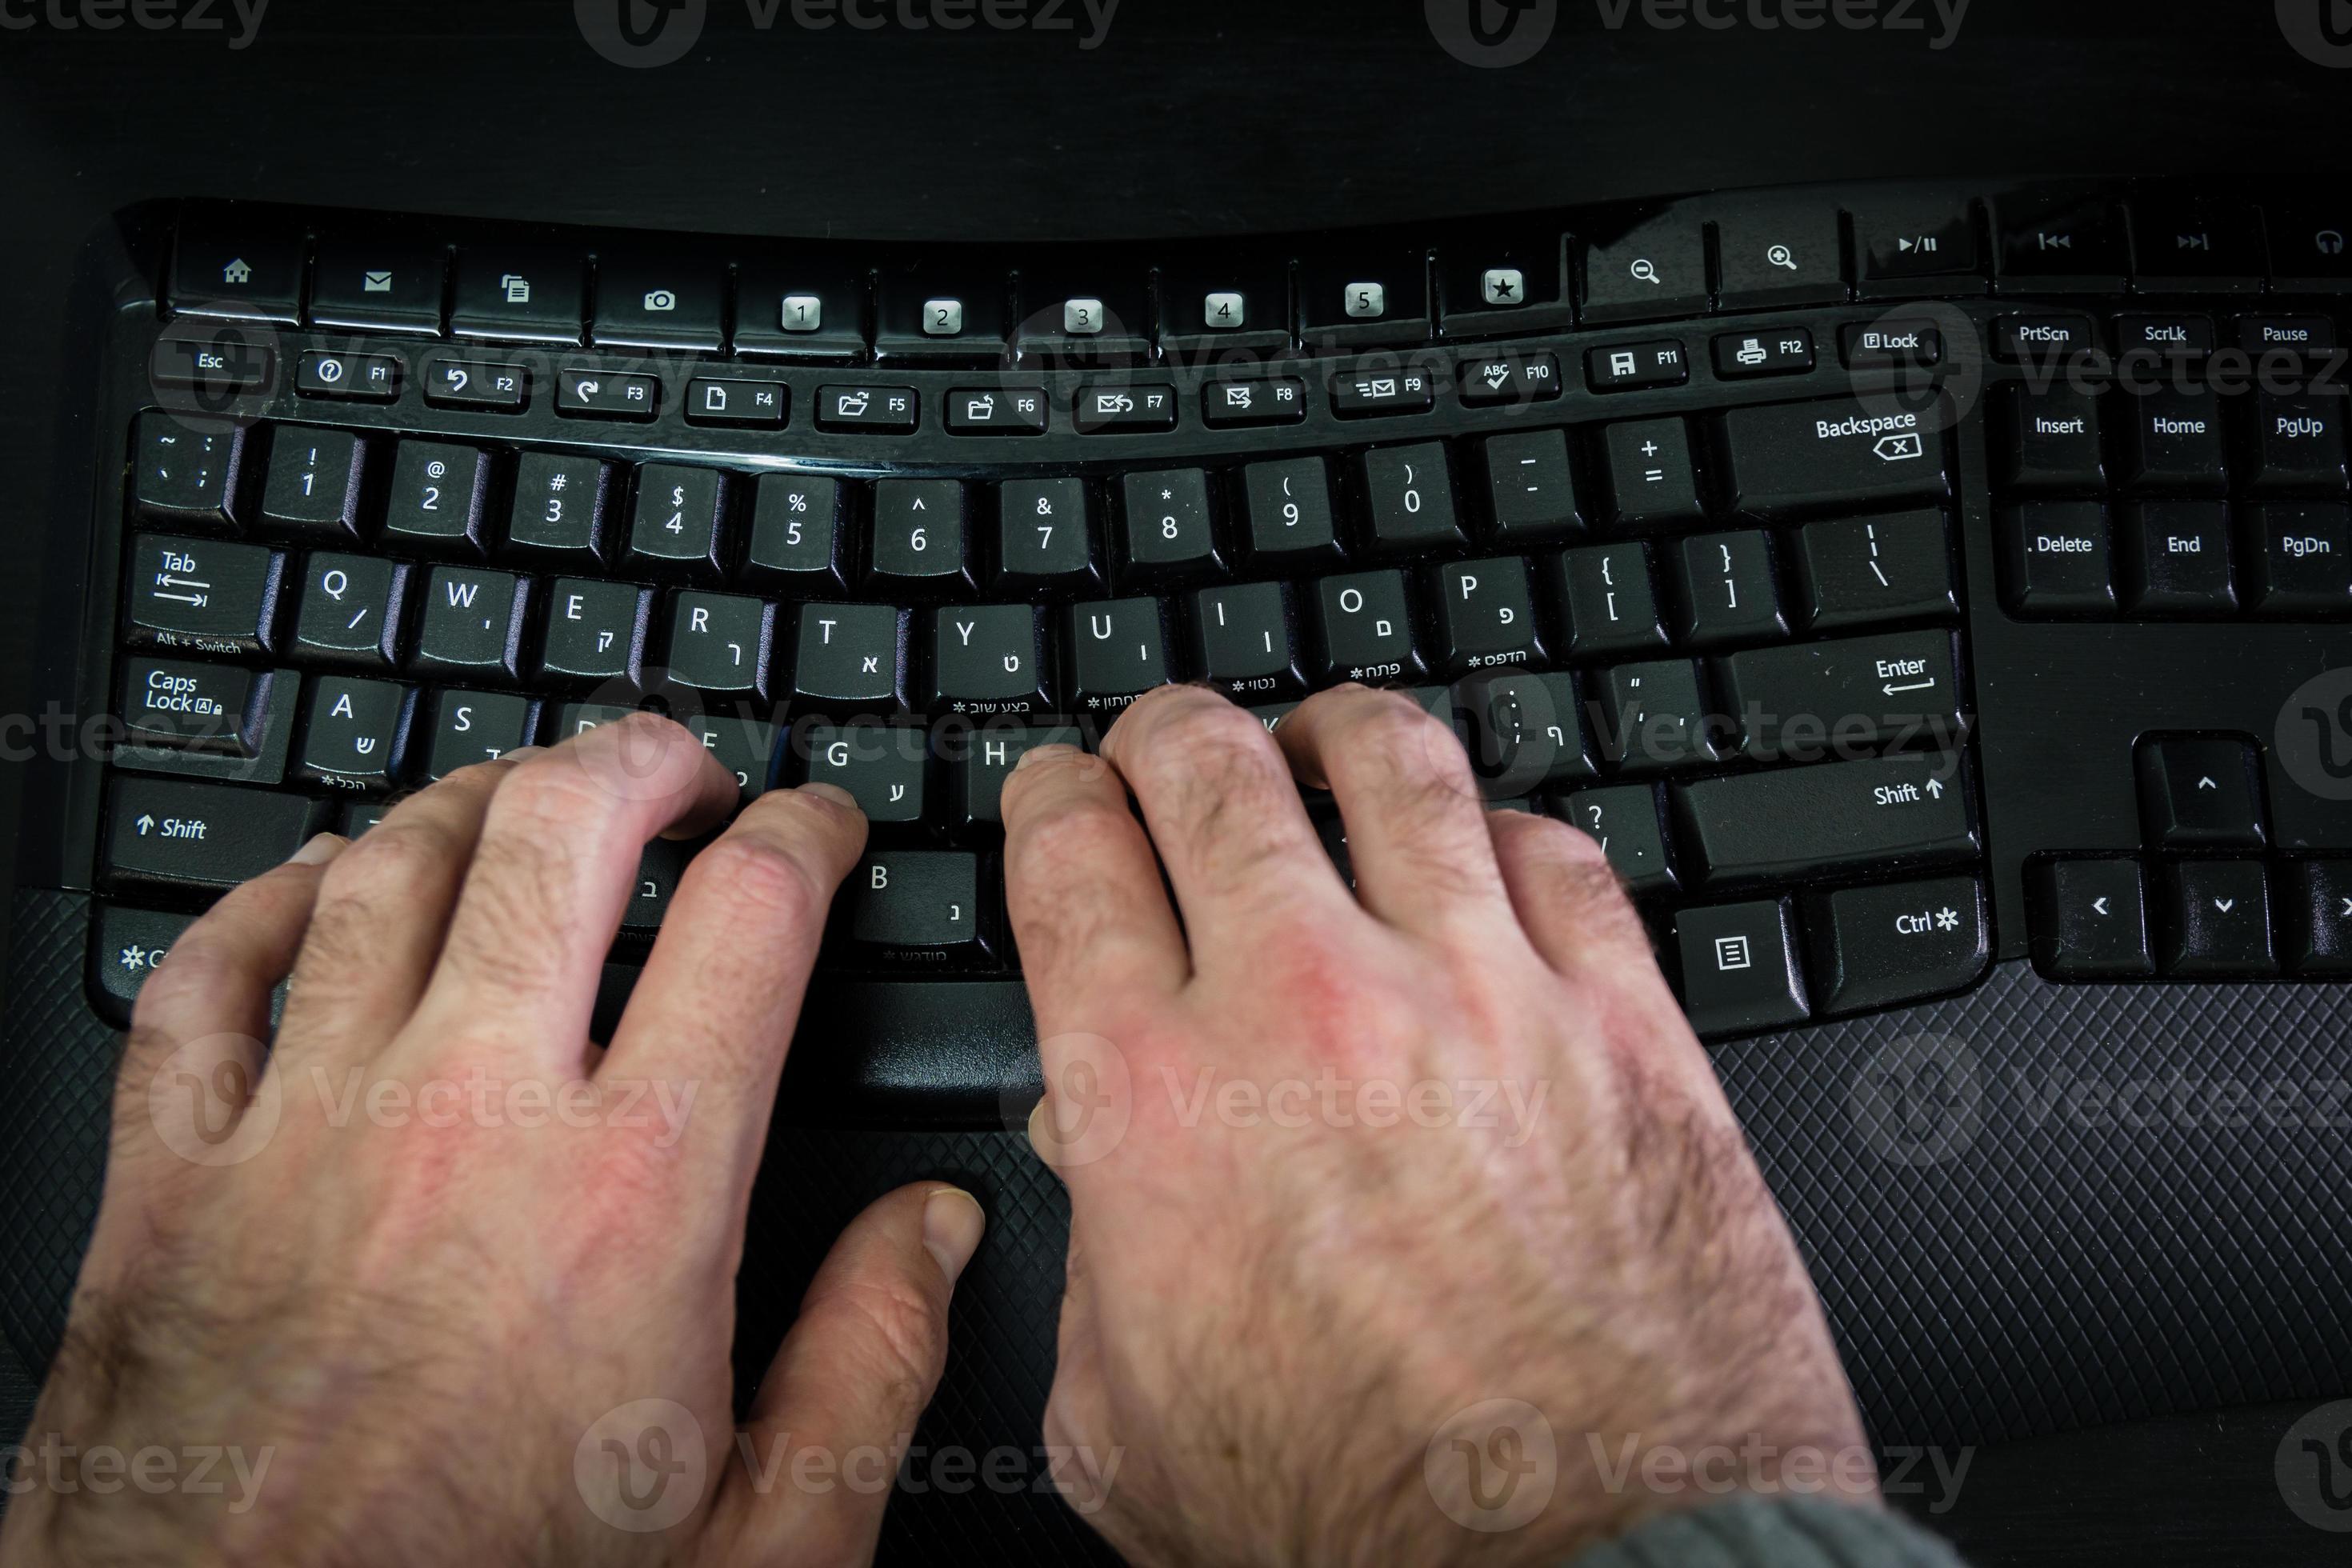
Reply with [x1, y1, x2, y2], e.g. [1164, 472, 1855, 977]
[1716, 629, 1963, 762]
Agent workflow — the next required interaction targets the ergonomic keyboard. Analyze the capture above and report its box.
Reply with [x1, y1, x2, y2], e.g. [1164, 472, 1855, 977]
[55, 181, 2352, 1117]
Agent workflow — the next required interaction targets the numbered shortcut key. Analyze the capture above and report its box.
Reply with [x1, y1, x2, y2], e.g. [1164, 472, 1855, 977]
[124, 534, 282, 655]
[995, 477, 1098, 590]
[506, 452, 613, 567]
[422, 690, 538, 780]
[292, 553, 406, 670]
[260, 426, 366, 540]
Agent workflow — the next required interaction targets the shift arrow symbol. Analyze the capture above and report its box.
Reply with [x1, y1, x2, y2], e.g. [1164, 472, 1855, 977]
[134, 814, 155, 835]
[1925, 778, 1946, 798]
[2196, 775, 2218, 790]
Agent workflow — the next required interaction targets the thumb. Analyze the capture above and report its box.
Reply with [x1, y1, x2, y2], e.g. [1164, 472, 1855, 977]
[714, 1182, 986, 1566]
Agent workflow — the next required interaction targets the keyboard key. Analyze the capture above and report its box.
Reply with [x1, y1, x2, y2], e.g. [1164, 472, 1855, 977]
[1239, 458, 1340, 569]
[2029, 858, 2154, 978]
[1548, 542, 1669, 659]
[1715, 206, 1845, 308]
[1716, 630, 1962, 762]
[662, 592, 774, 697]
[1853, 203, 1980, 296]
[1581, 216, 1707, 323]
[1438, 232, 1573, 333]
[2239, 315, 2336, 357]
[746, 475, 846, 593]
[842, 851, 990, 962]
[506, 453, 613, 567]
[1839, 320, 1943, 371]
[816, 384, 918, 433]
[422, 355, 529, 411]
[1329, 366, 1436, 418]
[558, 369, 663, 422]
[1074, 382, 1177, 434]
[1671, 754, 1976, 889]
[2243, 389, 2351, 495]
[1481, 430, 1580, 541]
[1717, 398, 1948, 518]
[2000, 502, 2115, 616]
[686, 714, 778, 802]
[92, 906, 201, 1025]
[2118, 502, 2235, 614]
[1190, 582, 1301, 699]
[172, 215, 302, 322]
[995, 477, 1098, 590]
[1585, 339, 1690, 390]
[627, 464, 728, 579]
[1674, 899, 1809, 1037]
[1203, 376, 1309, 427]
[1595, 660, 1720, 776]
[1462, 671, 1594, 796]
[2130, 198, 2263, 293]
[687, 377, 790, 429]
[797, 723, 928, 824]
[1117, 469, 1221, 583]
[1456, 352, 1565, 408]
[2135, 735, 2264, 848]
[153, 323, 275, 398]
[1307, 570, 1422, 684]
[261, 427, 366, 539]
[592, 253, 725, 350]
[540, 578, 649, 689]
[2162, 860, 2276, 977]
[452, 246, 585, 342]
[1711, 328, 1815, 378]
[622, 839, 689, 934]
[124, 534, 281, 655]
[1803, 876, 1989, 1017]
[310, 238, 445, 332]
[1996, 384, 2103, 492]
[1554, 784, 1674, 895]
[951, 723, 1084, 830]
[734, 258, 867, 358]
[1994, 188, 2130, 292]
[1301, 251, 1430, 346]
[1600, 418, 1702, 530]
[412, 567, 529, 682]
[945, 386, 1046, 435]
[2242, 503, 2352, 615]
[1669, 530, 1786, 649]
[1358, 444, 1463, 555]
[871, 479, 972, 593]
[134, 413, 245, 530]
[1991, 312, 2100, 365]
[1792, 510, 1957, 631]
[786, 602, 906, 714]
[106, 779, 331, 893]
[297, 676, 413, 791]
[292, 552, 406, 670]
[2118, 385, 2227, 493]
[1067, 598, 1174, 714]
[382, 441, 491, 555]
[1433, 557, 1543, 676]
[119, 658, 262, 754]
[928, 605, 1048, 715]
[2286, 860, 2352, 978]
[2114, 313, 2214, 358]
[422, 690, 537, 779]
[294, 350, 399, 402]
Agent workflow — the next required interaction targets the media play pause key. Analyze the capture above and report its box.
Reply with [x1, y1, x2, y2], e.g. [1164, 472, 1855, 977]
[1674, 899, 1809, 1037]
[685, 378, 788, 429]
[1855, 205, 1980, 296]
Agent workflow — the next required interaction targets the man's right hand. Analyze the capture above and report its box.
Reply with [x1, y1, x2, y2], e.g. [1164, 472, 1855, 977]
[1002, 682, 1875, 1566]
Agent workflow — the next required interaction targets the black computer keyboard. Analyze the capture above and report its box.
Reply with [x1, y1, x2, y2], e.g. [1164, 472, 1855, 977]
[69, 182, 2352, 1114]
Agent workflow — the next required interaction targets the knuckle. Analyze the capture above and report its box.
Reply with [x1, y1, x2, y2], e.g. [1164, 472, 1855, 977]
[824, 1274, 949, 1391]
[688, 833, 825, 926]
[321, 814, 462, 899]
[493, 759, 622, 837]
[1136, 689, 1266, 766]
[1011, 791, 1131, 882]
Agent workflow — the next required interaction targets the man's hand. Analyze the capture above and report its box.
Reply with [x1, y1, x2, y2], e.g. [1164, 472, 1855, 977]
[1004, 683, 1873, 1566]
[3, 715, 984, 1566]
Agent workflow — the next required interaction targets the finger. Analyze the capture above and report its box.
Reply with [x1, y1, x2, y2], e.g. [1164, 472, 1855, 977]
[1094, 685, 1354, 961]
[1000, 742, 1187, 1034]
[601, 784, 866, 1186]
[1484, 809, 1656, 981]
[1274, 685, 1516, 942]
[110, 834, 346, 1194]
[274, 753, 538, 1070]
[402, 714, 739, 1069]
[722, 1183, 984, 1565]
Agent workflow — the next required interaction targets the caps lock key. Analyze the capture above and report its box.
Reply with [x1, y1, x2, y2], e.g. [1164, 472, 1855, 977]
[1717, 397, 1951, 518]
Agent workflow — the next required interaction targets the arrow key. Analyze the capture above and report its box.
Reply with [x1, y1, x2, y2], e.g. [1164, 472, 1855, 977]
[2134, 735, 2264, 848]
[2162, 859, 2276, 978]
[2287, 860, 2352, 978]
[2029, 858, 2154, 979]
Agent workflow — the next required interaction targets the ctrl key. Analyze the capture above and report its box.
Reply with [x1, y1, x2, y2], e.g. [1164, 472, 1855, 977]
[840, 851, 994, 965]
[105, 779, 333, 894]
[93, 906, 200, 1024]
[1674, 899, 1810, 1038]
[2029, 858, 2153, 979]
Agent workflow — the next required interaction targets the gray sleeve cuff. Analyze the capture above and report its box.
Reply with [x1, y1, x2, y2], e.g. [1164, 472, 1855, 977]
[1571, 1496, 1970, 1568]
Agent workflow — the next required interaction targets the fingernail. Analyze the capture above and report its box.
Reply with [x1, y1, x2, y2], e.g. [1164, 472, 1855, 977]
[798, 782, 859, 811]
[289, 833, 347, 866]
[1014, 742, 1079, 772]
[922, 1186, 986, 1284]
[500, 746, 546, 763]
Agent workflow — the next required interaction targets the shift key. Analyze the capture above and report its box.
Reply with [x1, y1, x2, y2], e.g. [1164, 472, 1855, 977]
[106, 779, 333, 893]
[1670, 754, 1976, 889]
[1717, 397, 1950, 517]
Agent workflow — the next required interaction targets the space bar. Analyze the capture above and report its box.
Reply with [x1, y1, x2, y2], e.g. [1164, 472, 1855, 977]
[1669, 755, 1978, 889]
